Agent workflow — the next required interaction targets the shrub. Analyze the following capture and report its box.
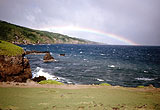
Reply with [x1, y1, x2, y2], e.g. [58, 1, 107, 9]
[99, 83, 111, 86]
[137, 86, 145, 88]
[39, 80, 64, 85]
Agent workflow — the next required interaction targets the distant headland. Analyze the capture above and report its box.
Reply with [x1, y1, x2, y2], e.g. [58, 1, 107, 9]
[0, 20, 101, 45]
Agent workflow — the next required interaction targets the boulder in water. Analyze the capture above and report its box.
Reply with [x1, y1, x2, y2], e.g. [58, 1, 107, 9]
[43, 53, 55, 62]
[60, 54, 65, 56]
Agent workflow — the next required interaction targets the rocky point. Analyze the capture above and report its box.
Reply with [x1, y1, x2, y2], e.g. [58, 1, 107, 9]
[0, 40, 32, 82]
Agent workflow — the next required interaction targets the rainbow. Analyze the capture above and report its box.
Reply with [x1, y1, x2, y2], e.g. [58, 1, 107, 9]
[38, 26, 139, 45]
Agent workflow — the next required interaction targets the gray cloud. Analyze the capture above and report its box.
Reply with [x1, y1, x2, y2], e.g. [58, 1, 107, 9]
[0, 0, 160, 45]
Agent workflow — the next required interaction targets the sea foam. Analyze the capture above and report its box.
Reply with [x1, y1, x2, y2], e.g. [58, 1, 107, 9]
[32, 67, 57, 80]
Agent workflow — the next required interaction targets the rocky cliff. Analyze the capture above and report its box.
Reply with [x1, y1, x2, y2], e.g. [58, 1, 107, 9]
[0, 54, 32, 82]
[0, 40, 32, 82]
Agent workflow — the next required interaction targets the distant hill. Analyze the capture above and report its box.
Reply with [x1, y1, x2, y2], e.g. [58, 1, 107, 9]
[0, 20, 98, 44]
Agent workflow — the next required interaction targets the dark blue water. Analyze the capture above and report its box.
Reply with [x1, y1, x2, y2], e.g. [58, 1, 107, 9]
[20, 44, 160, 87]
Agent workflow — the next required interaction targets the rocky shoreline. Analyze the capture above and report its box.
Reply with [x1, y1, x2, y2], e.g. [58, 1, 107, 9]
[0, 50, 56, 82]
[0, 39, 57, 83]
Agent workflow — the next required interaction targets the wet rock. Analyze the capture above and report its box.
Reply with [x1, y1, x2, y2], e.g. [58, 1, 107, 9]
[60, 54, 65, 56]
[32, 76, 46, 82]
[43, 53, 55, 62]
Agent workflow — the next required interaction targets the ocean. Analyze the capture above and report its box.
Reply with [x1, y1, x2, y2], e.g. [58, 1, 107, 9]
[19, 44, 160, 87]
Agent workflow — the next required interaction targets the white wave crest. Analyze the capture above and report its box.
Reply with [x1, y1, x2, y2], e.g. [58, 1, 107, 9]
[144, 71, 148, 73]
[32, 67, 56, 80]
[100, 54, 105, 56]
[96, 78, 104, 82]
[108, 65, 115, 68]
[135, 78, 154, 81]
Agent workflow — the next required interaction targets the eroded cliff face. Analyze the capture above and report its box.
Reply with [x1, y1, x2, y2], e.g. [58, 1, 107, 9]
[0, 53, 32, 82]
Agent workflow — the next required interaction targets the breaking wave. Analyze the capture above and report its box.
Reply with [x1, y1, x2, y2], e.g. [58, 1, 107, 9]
[32, 67, 74, 84]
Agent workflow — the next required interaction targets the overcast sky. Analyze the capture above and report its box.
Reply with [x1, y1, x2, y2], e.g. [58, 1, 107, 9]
[0, 0, 160, 45]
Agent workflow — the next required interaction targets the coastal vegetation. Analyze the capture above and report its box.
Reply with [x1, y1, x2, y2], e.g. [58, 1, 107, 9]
[39, 80, 64, 85]
[99, 83, 111, 86]
[0, 20, 96, 44]
[0, 40, 24, 56]
[137, 85, 145, 88]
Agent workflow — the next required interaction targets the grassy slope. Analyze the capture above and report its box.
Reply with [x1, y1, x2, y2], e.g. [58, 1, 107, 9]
[0, 40, 23, 56]
[0, 87, 159, 110]
[0, 20, 95, 44]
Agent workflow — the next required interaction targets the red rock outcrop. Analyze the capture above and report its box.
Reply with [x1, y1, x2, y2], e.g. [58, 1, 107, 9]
[0, 54, 32, 82]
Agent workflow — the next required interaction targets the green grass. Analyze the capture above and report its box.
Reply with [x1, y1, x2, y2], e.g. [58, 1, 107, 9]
[39, 80, 64, 85]
[0, 87, 159, 110]
[0, 40, 24, 56]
